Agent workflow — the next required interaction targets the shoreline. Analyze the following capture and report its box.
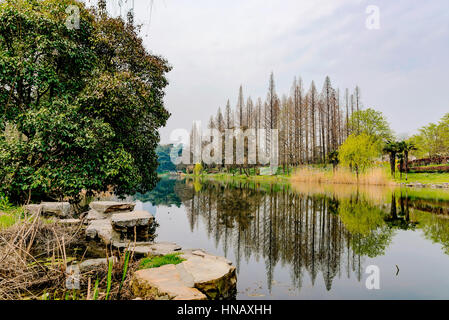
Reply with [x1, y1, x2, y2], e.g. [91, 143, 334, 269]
[182, 172, 449, 189]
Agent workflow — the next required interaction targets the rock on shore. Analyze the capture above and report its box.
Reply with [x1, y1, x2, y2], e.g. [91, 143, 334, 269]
[111, 211, 154, 230]
[112, 241, 182, 257]
[84, 202, 155, 244]
[24, 202, 72, 218]
[401, 182, 449, 189]
[89, 201, 135, 214]
[131, 249, 237, 300]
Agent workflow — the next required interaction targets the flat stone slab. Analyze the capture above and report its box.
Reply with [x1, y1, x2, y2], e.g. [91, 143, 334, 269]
[131, 249, 236, 300]
[111, 210, 153, 229]
[41, 202, 71, 217]
[23, 204, 42, 216]
[56, 219, 81, 225]
[24, 202, 71, 217]
[67, 257, 116, 274]
[85, 209, 108, 222]
[86, 219, 113, 244]
[179, 250, 236, 299]
[149, 242, 182, 256]
[132, 264, 207, 300]
[112, 242, 182, 257]
[89, 201, 135, 214]
[66, 257, 116, 289]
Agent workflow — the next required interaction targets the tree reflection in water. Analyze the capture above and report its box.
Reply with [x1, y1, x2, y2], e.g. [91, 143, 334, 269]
[178, 179, 400, 293]
[138, 178, 449, 294]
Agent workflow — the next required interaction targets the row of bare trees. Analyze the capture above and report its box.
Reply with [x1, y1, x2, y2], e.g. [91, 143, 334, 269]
[191, 73, 363, 171]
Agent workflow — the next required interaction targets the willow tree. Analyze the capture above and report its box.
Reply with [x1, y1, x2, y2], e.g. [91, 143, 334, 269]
[338, 134, 380, 179]
[0, 0, 171, 203]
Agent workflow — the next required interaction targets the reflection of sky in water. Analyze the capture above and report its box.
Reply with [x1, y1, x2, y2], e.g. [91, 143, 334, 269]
[134, 200, 156, 216]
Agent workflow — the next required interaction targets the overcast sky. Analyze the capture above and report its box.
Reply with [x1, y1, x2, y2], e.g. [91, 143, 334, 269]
[85, 0, 449, 143]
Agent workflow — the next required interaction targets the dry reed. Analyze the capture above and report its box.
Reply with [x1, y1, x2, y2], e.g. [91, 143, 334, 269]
[291, 167, 396, 186]
[0, 213, 138, 300]
[0, 213, 84, 299]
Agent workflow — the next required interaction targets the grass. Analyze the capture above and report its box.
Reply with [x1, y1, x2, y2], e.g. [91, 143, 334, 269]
[0, 212, 20, 229]
[139, 253, 185, 270]
[105, 258, 113, 300]
[0, 194, 24, 230]
[395, 172, 449, 184]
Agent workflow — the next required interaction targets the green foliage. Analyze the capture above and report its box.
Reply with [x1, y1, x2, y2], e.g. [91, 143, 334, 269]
[194, 163, 203, 176]
[134, 178, 182, 207]
[0, 212, 18, 229]
[349, 108, 393, 141]
[413, 210, 449, 255]
[105, 258, 113, 300]
[156, 144, 177, 173]
[118, 250, 131, 297]
[339, 198, 387, 236]
[400, 188, 449, 203]
[338, 133, 380, 177]
[410, 113, 449, 158]
[0, 193, 23, 229]
[395, 172, 449, 184]
[139, 253, 185, 270]
[338, 196, 394, 257]
[157, 144, 178, 173]
[0, 193, 12, 211]
[92, 277, 100, 301]
[383, 140, 401, 177]
[0, 0, 171, 203]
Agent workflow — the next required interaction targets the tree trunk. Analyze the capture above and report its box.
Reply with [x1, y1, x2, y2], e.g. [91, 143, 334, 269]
[389, 152, 396, 178]
[404, 150, 409, 181]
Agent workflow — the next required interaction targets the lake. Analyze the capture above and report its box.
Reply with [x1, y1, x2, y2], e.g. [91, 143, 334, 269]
[131, 177, 449, 300]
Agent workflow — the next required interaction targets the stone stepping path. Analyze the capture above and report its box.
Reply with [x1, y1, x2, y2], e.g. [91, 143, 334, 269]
[27, 200, 237, 300]
[85, 202, 155, 245]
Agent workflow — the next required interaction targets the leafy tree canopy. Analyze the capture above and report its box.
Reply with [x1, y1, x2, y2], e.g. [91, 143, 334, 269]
[349, 108, 393, 142]
[338, 133, 381, 176]
[410, 113, 449, 158]
[0, 0, 171, 203]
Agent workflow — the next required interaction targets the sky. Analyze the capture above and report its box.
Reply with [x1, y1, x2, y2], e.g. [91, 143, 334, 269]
[84, 0, 449, 143]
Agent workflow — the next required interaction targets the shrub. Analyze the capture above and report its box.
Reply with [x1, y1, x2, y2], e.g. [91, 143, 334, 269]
[0, 0, 171, 203]
[0, 194, 12, 211]
[409, 166, 449, 173]
[194, 163, 203, 176]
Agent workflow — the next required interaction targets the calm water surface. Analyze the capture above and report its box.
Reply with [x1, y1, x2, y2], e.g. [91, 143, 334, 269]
[132, 178, 449, 300]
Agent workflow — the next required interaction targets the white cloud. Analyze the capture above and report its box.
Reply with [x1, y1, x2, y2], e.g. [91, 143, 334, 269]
[84, 0, 449, 141]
